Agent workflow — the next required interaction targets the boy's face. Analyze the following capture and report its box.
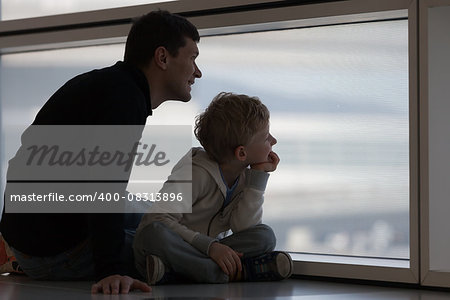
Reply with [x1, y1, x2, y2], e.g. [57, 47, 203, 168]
[244, 122, 277, 165]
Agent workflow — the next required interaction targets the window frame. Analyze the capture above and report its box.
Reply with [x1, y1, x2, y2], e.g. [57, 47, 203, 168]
[0, 0, 421, 285]
[419, 0, 450, 288]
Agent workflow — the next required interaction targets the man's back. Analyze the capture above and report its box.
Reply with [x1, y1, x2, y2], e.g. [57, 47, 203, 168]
[0, 61, 151, 278]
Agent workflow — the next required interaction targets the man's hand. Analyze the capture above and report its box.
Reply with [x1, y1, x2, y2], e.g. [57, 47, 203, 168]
[209, 242, 243, 281]
[91, 275, 151, 294]
[250, 151, 280, 172]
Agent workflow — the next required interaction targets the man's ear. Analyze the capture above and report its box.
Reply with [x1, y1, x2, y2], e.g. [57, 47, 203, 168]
[154, 46, 169, 70]
[234, 146, 247, 162]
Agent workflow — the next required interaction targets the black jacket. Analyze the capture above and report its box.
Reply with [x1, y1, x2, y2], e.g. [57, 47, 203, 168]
[0, 61, 152, 280]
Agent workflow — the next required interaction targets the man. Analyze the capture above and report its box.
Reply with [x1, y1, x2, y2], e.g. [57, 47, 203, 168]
[0, 10, 202, 294]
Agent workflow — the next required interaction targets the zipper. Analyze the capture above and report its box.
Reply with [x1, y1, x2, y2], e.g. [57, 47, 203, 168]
[207, 207, 223, 236]
[207, 190, 243, 236]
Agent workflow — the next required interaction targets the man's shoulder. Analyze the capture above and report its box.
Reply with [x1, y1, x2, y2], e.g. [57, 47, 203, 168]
[67, 62, 129, 86]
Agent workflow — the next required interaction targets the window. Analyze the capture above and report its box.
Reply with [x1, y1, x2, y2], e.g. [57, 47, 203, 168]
[1, 0, 175, 20]
[9, 0, 450, 287]
[1, 20, 410, 261]
[195, 21, 409, 259]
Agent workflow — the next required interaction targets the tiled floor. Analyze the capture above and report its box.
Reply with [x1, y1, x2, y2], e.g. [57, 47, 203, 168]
[1, 274, 449, 299]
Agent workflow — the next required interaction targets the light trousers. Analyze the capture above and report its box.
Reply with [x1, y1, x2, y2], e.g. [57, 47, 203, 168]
[133, 221, 276, 283]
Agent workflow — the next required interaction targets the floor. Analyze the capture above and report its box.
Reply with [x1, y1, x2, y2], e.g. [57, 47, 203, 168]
[1, 274, 450, 300]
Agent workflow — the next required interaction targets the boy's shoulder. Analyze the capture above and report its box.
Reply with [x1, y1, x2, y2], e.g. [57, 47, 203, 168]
[172, 147, 216, 176]
[190, 147, 231, 190]
[191, 147, 219, 176]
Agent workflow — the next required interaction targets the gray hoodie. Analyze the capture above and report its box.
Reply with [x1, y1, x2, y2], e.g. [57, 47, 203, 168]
[136, 147, 270, 255]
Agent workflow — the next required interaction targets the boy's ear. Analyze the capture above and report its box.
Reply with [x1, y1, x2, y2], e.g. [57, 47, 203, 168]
[154, 46, 169, 70]
[234, 146, 247, 162]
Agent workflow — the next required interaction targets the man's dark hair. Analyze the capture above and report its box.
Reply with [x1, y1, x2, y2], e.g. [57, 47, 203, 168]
[124, 10, 200, 68]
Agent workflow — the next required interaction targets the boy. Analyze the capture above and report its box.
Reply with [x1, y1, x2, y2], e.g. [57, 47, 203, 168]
[133, 92, 293, 284]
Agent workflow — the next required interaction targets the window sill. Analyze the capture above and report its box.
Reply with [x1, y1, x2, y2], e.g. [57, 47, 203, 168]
[291, 253, 410, 268]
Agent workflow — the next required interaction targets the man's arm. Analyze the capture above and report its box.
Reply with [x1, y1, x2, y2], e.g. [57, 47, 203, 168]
[88, 88, 149, 294]
[91, 275, 150, 294]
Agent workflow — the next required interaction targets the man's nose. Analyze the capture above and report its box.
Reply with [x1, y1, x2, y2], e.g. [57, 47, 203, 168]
[194, 62, 202, 78]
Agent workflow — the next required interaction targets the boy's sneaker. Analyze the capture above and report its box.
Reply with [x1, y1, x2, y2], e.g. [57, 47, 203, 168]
[145, 255, 166, 285]
[242, 251, 293, 281]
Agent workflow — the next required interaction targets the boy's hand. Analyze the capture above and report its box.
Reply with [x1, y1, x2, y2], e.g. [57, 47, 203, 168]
[209, 242, 243, 280]
[250, 151, 280, 172]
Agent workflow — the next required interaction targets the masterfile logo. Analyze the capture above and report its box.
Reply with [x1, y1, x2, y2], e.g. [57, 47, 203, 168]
[4, 125, 193, 213]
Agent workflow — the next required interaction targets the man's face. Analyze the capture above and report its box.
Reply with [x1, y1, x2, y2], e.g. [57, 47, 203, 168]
[166, 38, 202, 102]
[245, 122, 277, 165]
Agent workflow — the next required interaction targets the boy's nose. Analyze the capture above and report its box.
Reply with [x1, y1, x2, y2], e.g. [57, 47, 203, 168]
[271, 135, 277, 146]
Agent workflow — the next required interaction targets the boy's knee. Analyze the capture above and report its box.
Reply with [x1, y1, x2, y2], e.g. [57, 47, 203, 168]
[254, 224, 276, 252]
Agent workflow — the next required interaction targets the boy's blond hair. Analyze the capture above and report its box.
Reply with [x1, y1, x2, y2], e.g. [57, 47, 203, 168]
[194, 92, 270, 163]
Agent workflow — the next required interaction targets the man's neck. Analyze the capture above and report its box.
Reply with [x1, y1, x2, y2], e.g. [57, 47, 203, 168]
[140, 65, 166, 109]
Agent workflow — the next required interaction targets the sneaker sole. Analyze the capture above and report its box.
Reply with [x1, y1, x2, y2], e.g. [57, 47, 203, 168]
[276, 252, 293, 279]
[146, 255, 163, 285]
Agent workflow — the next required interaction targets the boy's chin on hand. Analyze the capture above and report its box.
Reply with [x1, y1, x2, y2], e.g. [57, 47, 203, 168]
[250, 162, 270, 171]
[250, 152, 280, 172]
